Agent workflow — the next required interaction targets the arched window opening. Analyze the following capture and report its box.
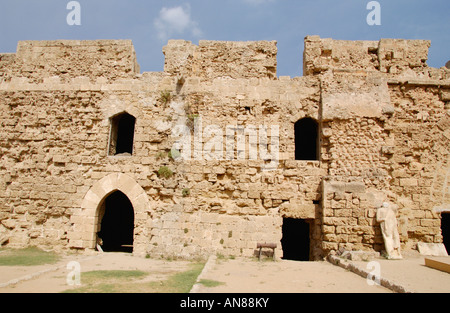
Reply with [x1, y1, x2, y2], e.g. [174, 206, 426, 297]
[109, 112, 136, 155]
[295, 118, 319, 161]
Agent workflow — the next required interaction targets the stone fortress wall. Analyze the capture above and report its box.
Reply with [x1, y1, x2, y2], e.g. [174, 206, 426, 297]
[0, 36, 448, 260]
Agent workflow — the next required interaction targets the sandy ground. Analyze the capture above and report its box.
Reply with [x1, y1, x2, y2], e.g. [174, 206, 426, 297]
[193, 257, 391, 293]
[350, 254, 450, 293]
[0, 251, 449, 293]
[193, 252, 450, 293]
[0, 252, 193, 293]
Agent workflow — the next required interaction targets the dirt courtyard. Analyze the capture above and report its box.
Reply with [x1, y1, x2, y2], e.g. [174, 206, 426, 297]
[193, 252, 450, 293]
[0, 250, 449, 293]
[0, 252, 195, 293]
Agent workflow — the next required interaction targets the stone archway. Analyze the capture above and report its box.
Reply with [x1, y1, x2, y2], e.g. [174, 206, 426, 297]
[98, 190, 135, 252]
[69, 173, 150, 256]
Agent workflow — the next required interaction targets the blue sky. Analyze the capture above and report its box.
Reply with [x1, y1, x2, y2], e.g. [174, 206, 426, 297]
[0, 0, 448, 77]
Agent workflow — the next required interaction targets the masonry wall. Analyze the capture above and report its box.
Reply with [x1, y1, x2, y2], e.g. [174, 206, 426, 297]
[0, 42, 325, 259]
[303, 35, 442, 78]
[314, 34, 449, 254]
[320, 81, 449, 256]
[386, 83, 449, 247]
[0, 36, 448, 261]
[1, 40, 140, 84]
[163, 40, 278, 79]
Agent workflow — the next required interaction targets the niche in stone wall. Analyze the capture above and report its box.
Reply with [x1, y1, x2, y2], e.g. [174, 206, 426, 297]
[108, 112, 136, 156]
[295, 117, 319, 161]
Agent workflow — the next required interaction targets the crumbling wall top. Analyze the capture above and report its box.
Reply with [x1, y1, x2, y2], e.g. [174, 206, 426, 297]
[163, 39, 277, 80]
[1, 37, 447, 84]
[2, 40, 140, 83]
[0, 53, 16, 81]
[303, 35, 432, 77]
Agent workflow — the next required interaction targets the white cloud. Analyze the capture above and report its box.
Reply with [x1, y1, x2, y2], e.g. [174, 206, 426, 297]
[154, 4, 202, 41]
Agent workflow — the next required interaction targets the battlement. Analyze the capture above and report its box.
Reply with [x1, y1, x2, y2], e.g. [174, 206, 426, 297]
[304, 35, 431, 76]
[1, 37, 446, 83]
[163, 39, 278, 80]
[1, 40, 140, 83]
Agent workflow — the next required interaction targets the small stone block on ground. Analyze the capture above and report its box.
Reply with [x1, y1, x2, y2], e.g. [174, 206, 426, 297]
[417, 243, 448, 257]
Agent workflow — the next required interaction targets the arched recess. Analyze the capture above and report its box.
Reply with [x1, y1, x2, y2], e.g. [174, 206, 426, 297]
[69, 173, 150, 255]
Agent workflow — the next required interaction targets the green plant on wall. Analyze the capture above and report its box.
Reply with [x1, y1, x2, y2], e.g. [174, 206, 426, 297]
[158, 166, 173, 178]
[182, 188, 190, 197]
[159, 90, 172, 106]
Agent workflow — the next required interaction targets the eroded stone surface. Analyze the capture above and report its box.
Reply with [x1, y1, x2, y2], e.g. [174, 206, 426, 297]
[0, 36, 449, 260]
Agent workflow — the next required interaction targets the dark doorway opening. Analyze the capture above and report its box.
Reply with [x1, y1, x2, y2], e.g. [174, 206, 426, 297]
[109, 113, 136, 155]
[98, 191, 134, 253]
[295, 118, 319, 161]
[281, 218, 310, 261]
[442, 213, 450, 253]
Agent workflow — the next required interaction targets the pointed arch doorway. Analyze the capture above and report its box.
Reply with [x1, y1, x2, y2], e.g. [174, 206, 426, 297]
[69, 173, 151, 257]
[97, 190, 135, 253]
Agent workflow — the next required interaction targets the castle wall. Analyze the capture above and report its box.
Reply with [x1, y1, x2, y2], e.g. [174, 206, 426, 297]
[319, 75, 449, 255]
[0, 70, 325, 259]
[0, 36, 448, 260]
[386, 83, 449, 247]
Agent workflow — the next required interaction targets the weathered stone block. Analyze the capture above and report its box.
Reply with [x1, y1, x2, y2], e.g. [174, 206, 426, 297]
[400, 178, 418, 187]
